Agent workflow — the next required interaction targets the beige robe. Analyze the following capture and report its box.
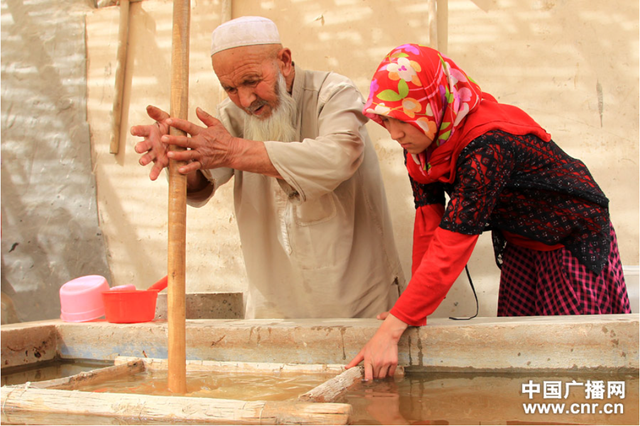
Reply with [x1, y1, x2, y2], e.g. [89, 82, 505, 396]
[188, 65, 405, 319]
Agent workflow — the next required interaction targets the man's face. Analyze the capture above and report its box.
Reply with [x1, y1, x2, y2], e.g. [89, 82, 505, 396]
[212, 45, 280, 120]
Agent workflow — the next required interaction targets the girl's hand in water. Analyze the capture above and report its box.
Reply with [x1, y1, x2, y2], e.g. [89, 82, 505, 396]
[346, 313, 409, 381]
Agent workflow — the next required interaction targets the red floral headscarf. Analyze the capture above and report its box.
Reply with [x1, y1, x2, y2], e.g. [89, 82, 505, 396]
[363, 44, 551, 184]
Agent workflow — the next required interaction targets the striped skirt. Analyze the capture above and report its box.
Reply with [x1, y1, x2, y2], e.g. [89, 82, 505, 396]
[497, 224, 632, 316]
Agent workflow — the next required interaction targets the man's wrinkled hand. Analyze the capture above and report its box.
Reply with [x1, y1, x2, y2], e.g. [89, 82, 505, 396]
[161, 107, 240, 175]
[131, 105, 171, 181]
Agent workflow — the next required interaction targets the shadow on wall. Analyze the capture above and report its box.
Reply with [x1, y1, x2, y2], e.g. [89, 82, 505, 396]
[91, 3, 175, 285]
[1, 0, 112, 323]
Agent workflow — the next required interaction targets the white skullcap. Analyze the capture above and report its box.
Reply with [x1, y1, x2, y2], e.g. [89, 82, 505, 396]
[210, 16, 281, 56]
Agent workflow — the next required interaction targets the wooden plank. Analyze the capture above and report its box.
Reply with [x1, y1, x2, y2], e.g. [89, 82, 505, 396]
[26, 359, 145, 390]
[298, 366, 363, 403]
[1, 387, 352, 425]
[114, 356, 345, 375]
[299, 366, 404, 403]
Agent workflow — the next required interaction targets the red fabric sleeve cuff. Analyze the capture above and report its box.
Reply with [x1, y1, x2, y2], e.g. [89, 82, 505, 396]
[390, 306, 427, 327]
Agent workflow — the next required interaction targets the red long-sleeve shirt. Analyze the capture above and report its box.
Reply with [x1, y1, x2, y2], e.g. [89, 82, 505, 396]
[392, 130, 610, 326]
[390, 203, 564, 326]
[391, 204, 478, 326]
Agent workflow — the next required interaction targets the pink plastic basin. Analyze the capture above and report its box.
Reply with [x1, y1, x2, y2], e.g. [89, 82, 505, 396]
[59, 275, 109, 322]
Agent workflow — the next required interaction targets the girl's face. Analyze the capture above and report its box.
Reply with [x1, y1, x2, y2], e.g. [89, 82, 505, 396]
[380, 116, 434, 154]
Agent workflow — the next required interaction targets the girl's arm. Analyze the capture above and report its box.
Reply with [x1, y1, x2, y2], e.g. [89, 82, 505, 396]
[391, 228, 479, 326]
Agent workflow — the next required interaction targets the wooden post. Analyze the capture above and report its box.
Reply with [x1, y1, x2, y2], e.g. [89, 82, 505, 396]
[221, 0, 232, 22]
[427, 0, 437, 49]
[109, 0, 130, 154]
[217, 0, 232, 105]
[436, 0, 448, 54]
[167, 0, 190, 394]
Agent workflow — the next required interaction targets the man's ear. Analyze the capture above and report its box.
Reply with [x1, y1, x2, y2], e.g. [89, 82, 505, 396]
[277, 48, 293, 78]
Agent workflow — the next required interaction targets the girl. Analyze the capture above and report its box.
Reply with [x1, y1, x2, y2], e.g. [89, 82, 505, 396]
[346, 44, 631, 381]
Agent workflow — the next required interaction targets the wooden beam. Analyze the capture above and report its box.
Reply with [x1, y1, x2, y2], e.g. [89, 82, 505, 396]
[109, 0, 130, 154]
[221, 0, 232, 22]
[115, 356, 345, 374]
[167, 0, 190, 394]
[299, 366, 405, 403]
[28, 359, 145, 390]
[298, 366, 363, 403]
[1, 387, 352, 425]
[427, 0, 437, 48]
[436, 0, 448, 54]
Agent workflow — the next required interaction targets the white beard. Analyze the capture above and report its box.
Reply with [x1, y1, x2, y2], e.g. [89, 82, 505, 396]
[243, 72, 297, 143]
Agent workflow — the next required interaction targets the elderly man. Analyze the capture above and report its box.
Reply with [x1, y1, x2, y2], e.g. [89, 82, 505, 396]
[131, 16, 404, 319]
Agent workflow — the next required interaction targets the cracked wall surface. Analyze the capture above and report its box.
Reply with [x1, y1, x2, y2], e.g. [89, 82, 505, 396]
[1, 0, 111, 323]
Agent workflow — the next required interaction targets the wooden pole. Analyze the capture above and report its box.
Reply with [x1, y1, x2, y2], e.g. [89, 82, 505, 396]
[298, 367, 363, 403]
[217, 0, 232, 104]
[28, 360, 145, 390]
[299, 365, 405, 403]
[427, 0, 437, 49]
[221, 0, 232, 22]
[436, 0, 448, 54]
[109, 0, 130, 154]
[167, 0, 190, 394]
